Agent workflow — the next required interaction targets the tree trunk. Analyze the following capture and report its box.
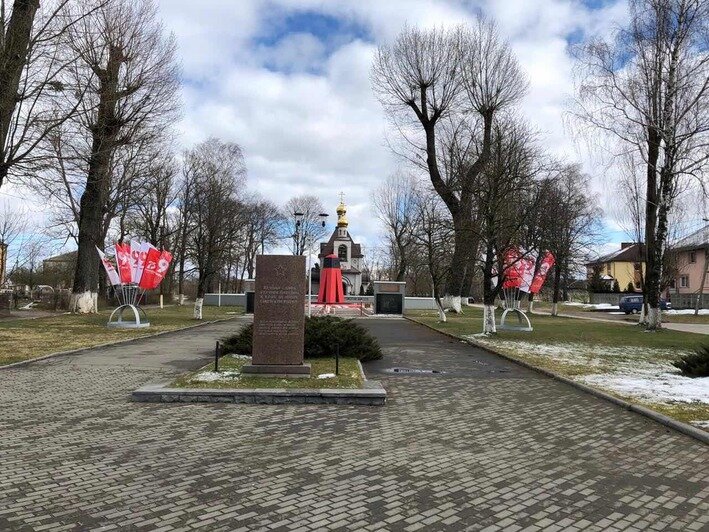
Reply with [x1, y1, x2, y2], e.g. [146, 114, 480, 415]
[72, 44, 124, 313]
[482, 244, 497, 334]
[550, 265, 562, 317]
[695, 249, 708, 315]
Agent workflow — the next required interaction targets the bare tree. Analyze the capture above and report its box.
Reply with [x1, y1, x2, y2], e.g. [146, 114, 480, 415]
[281, 195, 328, 255]
[182, 138, 246, 319]
[475, 116, 544, 334]
[411, 189, 454, 321]
[372, 19, 528, 312]
[57, 0, 180, 313]
[575, 0, 709, 329]
[372, 171, 418, 282]
[541, 164, 601, 316]
[0, 1, 109, 189]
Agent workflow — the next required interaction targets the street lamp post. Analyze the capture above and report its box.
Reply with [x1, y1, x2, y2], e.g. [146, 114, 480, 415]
[294, 211, 328, 317]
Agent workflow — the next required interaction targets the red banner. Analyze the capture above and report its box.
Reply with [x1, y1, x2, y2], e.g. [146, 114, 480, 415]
[529, 251, 556, 294]
[139, 249, 172, 290]
[115, 243, 132, 284]
[502, 248, 523, 289]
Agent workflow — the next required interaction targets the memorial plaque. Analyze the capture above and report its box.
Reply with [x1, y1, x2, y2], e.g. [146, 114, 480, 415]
[242, 255, 309, 376]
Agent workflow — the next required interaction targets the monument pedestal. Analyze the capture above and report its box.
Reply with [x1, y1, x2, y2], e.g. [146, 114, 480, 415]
[241, 363, 311, 378]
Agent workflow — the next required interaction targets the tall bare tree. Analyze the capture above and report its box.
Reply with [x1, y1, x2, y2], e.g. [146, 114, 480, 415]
[372, 19, 528, 312]
[0, 0, 107, 189]
[575, 0, 709, 329]
[59, 0, 179, 313]
[372, 171, 418, 282]
[281, 195, 328, 256]
[182, 138, 246, 319]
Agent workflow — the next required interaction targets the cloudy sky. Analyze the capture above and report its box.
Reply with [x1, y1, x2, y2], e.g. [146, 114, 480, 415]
[0, 0, 651, 258]
[156, 0, 637, 256]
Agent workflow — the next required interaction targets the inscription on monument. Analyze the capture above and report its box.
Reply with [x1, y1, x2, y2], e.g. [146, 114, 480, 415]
[250, 255, 306, 367]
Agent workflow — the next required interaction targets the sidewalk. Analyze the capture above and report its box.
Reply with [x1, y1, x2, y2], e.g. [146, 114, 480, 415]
[0, 316, 707, 530]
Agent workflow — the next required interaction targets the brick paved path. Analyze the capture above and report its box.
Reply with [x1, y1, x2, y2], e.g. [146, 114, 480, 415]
[1, 317, 707, 531]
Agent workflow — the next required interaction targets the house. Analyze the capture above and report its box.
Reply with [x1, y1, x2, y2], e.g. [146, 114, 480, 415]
[585, 243, 645, 292]
[667, 225, 709, 294]
[42, 250, 77, 289]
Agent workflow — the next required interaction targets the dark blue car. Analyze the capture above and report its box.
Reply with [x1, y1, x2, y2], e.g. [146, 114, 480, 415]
[619, 295, 671, 314]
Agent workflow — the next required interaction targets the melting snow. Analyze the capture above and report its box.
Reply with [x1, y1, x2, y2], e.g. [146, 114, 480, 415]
[665, 309, 709, 315]
[317, 373, 336, 379]
[580, 372, 709, 404]
[468, 337, 708, 405]
[228, 354, 252, 360]
[190, 370, 241, 383]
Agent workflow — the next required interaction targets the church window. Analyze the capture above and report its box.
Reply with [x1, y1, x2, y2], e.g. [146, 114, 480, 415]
[338, 244, 348, 262]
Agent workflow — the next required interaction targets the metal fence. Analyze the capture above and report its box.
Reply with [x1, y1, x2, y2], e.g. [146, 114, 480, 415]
[203, 293, 440, 310]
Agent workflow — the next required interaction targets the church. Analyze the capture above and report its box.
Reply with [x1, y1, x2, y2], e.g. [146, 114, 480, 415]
[312, 196, 365, 296]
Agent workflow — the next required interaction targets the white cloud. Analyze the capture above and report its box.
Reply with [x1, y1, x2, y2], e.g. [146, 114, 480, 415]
[10, 0, 633, 261]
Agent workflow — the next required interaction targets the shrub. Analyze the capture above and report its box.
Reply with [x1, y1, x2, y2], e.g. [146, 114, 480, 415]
[221, 316, 383, 362]
[672, 346, 709, 377]
[625, 282, 635, 293]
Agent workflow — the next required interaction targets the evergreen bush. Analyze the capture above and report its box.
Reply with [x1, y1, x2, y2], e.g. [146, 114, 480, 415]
[221, 316, 383, 362]
[672, 346, 709, 377]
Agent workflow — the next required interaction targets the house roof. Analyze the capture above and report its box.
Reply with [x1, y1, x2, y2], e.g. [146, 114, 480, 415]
[671, 225, 709, 252]
[43, 250, 77, 264]
[318, 229, 364, 258]
[585, 243, 644, 265]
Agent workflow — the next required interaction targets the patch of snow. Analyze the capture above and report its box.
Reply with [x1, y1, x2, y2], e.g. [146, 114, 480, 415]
[468, 337, 708, 405]
[609, 311, 627, 315]
[665, 309, 709, 315]
[317, 373, 336, 379]
[692, 420, 709, 429]
[580, 372, 709, 404]
[228, 354, 252, 360]
[190, 370, 241, 383]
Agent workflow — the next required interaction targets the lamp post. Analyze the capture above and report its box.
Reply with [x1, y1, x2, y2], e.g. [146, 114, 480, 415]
[294, 211, 328, 317]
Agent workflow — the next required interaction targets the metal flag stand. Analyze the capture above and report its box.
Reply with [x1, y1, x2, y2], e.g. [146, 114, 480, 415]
[499, 286, 533, 332]
[107, 283, 150, 329]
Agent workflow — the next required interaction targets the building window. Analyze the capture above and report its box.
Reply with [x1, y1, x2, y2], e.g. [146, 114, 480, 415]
[338, 244, 347, 262]
[606, 264, 611, 275]
[670, 279, 676, 289]
[680, 276, 689, 288]
[690, 251, 697, 263]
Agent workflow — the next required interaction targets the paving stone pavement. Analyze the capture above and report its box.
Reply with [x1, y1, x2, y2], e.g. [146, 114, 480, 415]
[1, 316, 708, 532]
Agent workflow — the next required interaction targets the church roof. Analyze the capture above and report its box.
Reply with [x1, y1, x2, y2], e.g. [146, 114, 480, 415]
[318, 228, 364, 258]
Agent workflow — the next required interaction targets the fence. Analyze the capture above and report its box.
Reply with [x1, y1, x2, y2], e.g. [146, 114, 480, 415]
[203, 293, 440, 311]
[667, 293, 709, 310]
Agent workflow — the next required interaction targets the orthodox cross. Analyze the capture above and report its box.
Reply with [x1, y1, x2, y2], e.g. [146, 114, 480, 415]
[339, 191, 345, 203]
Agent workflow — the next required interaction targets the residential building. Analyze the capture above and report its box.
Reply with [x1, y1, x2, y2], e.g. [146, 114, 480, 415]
[667, 225, 709, 295]
[585, 243, 645, 292]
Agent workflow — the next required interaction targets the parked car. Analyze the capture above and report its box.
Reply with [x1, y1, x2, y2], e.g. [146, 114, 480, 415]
[619, 295, 671, 314]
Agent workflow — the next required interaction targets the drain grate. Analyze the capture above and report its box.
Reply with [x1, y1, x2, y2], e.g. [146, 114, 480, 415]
[386, 367, 443, 375]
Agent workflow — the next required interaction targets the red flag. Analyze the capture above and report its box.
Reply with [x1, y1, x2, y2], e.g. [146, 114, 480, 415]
[139, 250, 172, 290]
[115, 243, 132, 284]
[530, 252, 556, 294]
[138, 247, 162, 289]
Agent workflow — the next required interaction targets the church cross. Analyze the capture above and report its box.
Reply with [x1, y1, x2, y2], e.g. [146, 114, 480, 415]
[339, 191, 345, 203]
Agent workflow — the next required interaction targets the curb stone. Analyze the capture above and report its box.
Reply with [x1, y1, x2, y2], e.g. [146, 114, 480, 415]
[1, 317, 241, 370]
[405, 316, 709, 446]
[131, 357, 386, 406]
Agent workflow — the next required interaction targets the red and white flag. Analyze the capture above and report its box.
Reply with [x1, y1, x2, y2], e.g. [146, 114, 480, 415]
[96, 247, 121, 286]
[138, 247, 163, 290]
[519, 251, 538, 293]
[115, 242, 132, 284]
[530, 251, 556, 294]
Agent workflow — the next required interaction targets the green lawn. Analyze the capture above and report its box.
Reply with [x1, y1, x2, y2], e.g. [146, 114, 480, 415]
[406, 308, 709, 429]
[172, 355, 364, 389]
[0, 305, 243, 366]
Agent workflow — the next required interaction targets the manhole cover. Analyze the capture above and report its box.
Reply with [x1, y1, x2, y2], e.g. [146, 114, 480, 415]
[385, 367, 443, 374]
